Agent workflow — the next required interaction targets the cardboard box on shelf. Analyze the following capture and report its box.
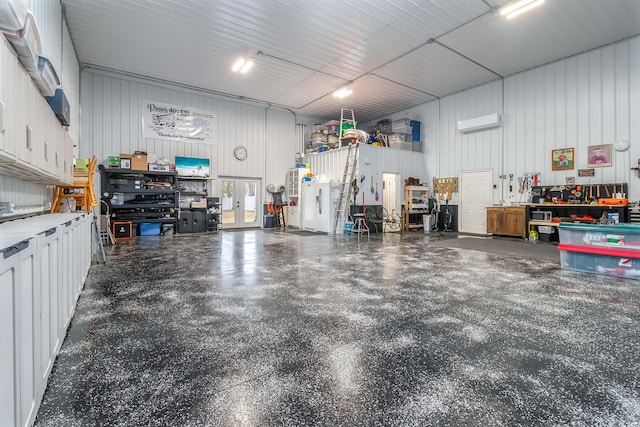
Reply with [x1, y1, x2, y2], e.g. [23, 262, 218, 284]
[131, 151, 147, 171]
[119, 153, 131, 169]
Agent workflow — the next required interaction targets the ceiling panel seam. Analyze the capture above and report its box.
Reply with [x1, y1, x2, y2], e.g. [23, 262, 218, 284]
[434, 40, 503, 78]
[260, 52, 349, 82]
[357, 8, 495, 80]
[369, 74, 440, 99]
[298, 7, 498, 112]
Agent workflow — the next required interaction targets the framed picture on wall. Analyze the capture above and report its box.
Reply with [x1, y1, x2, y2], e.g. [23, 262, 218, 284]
[587, 144, 612, 167]
[552, 148, 574, 171]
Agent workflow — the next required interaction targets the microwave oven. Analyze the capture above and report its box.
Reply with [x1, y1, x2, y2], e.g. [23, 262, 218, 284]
[530, 210, 552, 221]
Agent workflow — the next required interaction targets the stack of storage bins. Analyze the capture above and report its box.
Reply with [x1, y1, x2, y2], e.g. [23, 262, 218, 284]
[558, 223, 640, 279]
[390, 119, 413, 150]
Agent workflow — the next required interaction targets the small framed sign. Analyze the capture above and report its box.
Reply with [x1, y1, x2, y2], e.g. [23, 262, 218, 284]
[578, 168, 595, 177]
[566, 176, 575, 185]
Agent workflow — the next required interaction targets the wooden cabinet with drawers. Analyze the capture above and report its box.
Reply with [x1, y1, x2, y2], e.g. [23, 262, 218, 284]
[486, 206, 526, 238]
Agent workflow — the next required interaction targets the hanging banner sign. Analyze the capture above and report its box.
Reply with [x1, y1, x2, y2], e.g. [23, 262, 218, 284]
[142, 101, 216, 143]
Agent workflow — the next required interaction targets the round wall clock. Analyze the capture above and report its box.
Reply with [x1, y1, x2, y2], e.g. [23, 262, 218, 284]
[614, 139, 630, 152]
[234, 146, 248, 160]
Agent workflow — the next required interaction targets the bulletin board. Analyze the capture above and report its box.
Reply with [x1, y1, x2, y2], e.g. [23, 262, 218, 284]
[433, 177, 459, 194]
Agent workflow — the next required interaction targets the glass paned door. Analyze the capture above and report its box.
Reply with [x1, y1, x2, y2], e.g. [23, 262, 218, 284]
[221, 178, 260, 228]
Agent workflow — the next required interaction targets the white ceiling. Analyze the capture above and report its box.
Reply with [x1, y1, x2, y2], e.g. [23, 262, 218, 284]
[60, 0, 640, 123]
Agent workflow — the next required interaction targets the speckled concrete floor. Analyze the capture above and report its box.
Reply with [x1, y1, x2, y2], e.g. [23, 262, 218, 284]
[35, 230, 640, 426]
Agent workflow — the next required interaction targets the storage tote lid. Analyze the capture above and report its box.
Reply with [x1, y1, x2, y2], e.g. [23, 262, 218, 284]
[558, 222, 640, 233]
[0, 0, 29, 31]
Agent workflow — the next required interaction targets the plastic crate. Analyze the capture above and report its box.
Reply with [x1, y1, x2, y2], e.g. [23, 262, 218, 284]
[28, 55, 59, 97]
[558, 223, 640, 251]
[0, 0, 29, 31]
[410, 120, 421, 141]
[4, 11, 41, 72]
[390, 141, 413, 151]
[391, 133, 410, 142]
[392, 119, 411, 129]
[559, 244, 640, 279]
[392, 125, 412, 135]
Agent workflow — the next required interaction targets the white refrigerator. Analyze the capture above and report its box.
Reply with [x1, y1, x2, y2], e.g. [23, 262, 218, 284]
[301, 182, 341, 233]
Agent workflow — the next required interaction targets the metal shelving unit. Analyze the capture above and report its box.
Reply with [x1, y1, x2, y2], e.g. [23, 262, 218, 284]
[99, 166, 179, 235]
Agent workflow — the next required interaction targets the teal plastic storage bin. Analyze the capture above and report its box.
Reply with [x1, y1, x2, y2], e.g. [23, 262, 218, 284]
[558, 222, 640, 250]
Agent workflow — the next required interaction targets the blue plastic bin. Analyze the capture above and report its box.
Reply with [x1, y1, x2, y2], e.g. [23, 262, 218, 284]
[139, 222, 161, 236]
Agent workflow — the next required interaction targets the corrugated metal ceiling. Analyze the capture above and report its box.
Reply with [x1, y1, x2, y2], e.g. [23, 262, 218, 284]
[60, 0, 640, 123]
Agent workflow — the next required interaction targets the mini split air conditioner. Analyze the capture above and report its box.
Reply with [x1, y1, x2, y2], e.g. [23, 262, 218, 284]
[457, 113, 501, 133]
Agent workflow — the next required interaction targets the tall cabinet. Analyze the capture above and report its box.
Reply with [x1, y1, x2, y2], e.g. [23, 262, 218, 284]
[286, 167, 309, 228]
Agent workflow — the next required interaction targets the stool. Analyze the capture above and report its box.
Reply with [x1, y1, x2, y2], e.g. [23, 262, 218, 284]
[273, 191, 286, 227]
[349, 213, 369, 242]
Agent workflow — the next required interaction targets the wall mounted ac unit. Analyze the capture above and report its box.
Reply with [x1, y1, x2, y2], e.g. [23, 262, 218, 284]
[457, 113, 501, 133]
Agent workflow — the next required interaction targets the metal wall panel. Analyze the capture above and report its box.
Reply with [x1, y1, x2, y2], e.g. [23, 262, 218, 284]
[306, 144, 427, 207]
[504, 37, 638, 200]
[62, 20, 80, 144]
[29, 0, 63, 74]
[0, 175, 49, 211]
[265, 109, 298, 189]
[80, 70, 301, 199]
[365, 36, 639, 205]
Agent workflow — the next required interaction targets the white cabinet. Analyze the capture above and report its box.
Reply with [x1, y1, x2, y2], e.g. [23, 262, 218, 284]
[0, 237, 22, 427]
[17, 236, 37, 427]
[0, 213, 91, 427]
[286, 167, 309, 198]
[0, 38, 72, 185]
[286, 168, 309, 228]
[15, 54, 29, 164]
[0, 38, 24, 160]
[27, 72, 65, 179]
[60, 131, 74, 184]
[0, 235, 36, 427]
[288, 205, 300, 228]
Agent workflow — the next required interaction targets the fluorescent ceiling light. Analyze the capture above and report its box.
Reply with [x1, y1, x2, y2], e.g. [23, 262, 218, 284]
[239, 60, 254, 74]
[500, 0, 544, 19]
[232, 58, 246, 72]
[333, 86, 353, 98]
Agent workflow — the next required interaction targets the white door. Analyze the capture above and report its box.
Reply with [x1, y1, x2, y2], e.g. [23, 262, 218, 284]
[221, 178, 261, 229]
[383, 173, 401, 223]
[459, 169, 493, 234]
